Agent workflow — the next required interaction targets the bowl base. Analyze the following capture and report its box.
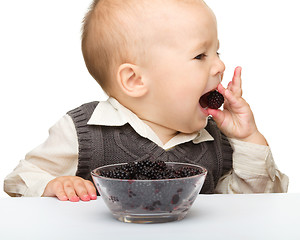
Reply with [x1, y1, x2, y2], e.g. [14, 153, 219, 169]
[113, 212, 187, 224]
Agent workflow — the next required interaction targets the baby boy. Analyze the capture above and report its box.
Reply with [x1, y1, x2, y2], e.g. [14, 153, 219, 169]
[4, 0, 288, 201]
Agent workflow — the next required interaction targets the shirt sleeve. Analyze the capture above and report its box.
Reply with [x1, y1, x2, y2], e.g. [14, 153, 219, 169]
[215, 138, 289, 194]
[4, 114, 79, 197]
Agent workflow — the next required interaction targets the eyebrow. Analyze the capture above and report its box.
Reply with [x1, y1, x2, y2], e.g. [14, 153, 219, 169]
[191, 39, 220, 54]
[191, 40, 208, 53]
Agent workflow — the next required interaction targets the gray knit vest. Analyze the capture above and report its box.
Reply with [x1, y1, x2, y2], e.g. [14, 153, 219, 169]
[67, 101, 233, 194]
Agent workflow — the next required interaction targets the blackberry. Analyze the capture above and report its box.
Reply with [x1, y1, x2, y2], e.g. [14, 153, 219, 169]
[207, 90, 224, 109]
[99, 160, 203, 180]
[171, 194, 180, 204]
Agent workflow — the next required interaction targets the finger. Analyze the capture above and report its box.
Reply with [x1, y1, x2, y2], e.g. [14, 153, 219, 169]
[207, 108, 225, 127]
[227, 81, 233, 91]
[63, 180, 80, 202]
[84, 180, 98, 200]
[52, 181, 68, 201]
[231, 66, 242, 97]
[218, 80, 244, 110]
[232, 66, 242, 88]
[217, 83, 226, 95]
[73, 179, 91, 201]
[223, 88, 245, 110]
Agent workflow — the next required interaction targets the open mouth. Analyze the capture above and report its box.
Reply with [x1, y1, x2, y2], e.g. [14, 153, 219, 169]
[199, 91, 211, 108]
[199, 90, 224, 109]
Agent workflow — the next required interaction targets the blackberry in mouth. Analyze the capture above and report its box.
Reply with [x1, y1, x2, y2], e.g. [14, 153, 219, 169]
[200, 90, 224, 109]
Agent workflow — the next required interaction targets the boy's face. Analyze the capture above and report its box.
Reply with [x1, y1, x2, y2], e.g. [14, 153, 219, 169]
[139, 1, 225, 134]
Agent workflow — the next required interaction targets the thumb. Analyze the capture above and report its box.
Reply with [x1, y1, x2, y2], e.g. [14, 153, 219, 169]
[207, 108, 226, 129]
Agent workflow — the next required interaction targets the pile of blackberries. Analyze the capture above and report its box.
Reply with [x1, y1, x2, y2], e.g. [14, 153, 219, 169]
[98, 160, 203, 180]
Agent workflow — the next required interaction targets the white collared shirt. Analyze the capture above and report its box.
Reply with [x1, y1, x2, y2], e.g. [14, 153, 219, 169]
[87, 98, 214, 150]
[4, 98, 289, 197]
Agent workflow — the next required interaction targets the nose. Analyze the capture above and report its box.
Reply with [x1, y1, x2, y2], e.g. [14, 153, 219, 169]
[211, 56, 225, 79]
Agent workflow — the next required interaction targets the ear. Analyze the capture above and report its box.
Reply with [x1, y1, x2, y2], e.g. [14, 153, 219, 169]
[116, 63, 148, 97]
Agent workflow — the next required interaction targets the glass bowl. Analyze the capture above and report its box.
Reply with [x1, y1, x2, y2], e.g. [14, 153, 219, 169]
[91, 162, 207, 223]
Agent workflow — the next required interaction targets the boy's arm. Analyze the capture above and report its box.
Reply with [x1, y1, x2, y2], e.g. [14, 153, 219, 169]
[208, 67, 267, 146]
[4, 159, 57, 197]
[4, 114, 95, 199]
[208, 67, 289, 193]
[215, 139, 289, 193]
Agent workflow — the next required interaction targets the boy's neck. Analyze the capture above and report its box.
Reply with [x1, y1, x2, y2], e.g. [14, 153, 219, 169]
[141, 119, 179, 145]
[114, 96, 179, 145]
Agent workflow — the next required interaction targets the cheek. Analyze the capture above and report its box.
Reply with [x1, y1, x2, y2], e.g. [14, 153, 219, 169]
[149, 67, 207, 103]
[166, 90, 199, 116]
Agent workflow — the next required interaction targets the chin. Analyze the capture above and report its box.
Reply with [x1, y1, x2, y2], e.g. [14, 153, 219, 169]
[181, 117, 209, 134]
[196, 116, 209, 131]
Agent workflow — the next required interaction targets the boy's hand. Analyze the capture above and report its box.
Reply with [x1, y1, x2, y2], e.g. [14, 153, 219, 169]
[42, 176, 97, 202]
[207, 67, 268, 146]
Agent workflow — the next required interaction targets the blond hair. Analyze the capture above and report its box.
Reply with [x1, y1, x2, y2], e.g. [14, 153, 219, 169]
[81, 0, 150, 94]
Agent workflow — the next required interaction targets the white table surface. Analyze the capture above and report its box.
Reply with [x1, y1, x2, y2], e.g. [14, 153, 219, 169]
[0, 193, 299, 240]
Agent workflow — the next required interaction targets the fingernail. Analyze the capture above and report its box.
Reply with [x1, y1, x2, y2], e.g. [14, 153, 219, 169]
[91, 194, 97, 200]
[235, 66, 242, 73]
[70, 196, 80, 202]
[81, 195, 91, 201]
[59, 196, 68, 201]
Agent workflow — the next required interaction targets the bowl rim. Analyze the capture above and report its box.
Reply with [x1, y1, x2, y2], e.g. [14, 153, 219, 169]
[91, 161, 207, 182]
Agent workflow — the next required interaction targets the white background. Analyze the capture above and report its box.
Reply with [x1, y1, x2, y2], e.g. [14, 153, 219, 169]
[0, 0, 299, 197]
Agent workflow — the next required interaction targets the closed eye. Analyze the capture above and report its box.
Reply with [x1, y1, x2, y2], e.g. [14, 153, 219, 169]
[194, 53, 207, 60]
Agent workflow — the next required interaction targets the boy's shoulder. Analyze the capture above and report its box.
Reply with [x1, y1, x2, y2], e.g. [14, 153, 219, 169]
[67, 101, 100, 124]
[67, 101, 99, 115]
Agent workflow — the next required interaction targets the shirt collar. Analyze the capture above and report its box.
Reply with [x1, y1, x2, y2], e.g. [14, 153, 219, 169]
[87, 97, 214, 149]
